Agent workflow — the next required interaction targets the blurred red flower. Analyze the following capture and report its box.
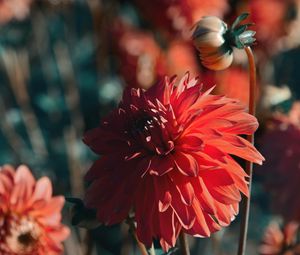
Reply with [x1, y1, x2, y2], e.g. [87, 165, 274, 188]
[260, 221, 300, 255]
[164, 40, 199, 79]
[116, 23, 164, 89]
[260, 103, 300, 222]
[115, 22, 199, 89]
[83, 73, 264, 251]
[214, 67, 261, 107]
[133, 0, 228, 38]
[250, 0, 296, 52]
[0, 0, 32, 24]
[0, 165, 69, 255]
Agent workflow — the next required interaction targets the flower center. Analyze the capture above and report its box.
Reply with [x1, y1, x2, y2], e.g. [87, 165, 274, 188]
[3, 214, 41, 255]
[130, 113, 174, 155]
[18, 231, 36, 247]
[132, 115, 154, 134]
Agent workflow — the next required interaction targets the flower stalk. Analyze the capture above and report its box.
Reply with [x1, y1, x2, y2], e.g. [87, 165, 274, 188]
[237, 46, 257, 255]
[126, 217, 149, 255]
[179, 232, 190, 255]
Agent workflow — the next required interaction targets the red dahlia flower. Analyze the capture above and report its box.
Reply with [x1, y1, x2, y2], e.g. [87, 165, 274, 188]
[259, 103, 300, 222]
[84, 73, 264, 251]
[260, 222, 299, 255]
[0, 165, 69, 255]
[0, 0, 32, 24]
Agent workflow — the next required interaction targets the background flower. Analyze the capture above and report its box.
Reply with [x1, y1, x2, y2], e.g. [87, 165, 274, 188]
[0, 0, 32, 24]
[83, 73, 264, 251]
[0, 165, 69, 255]
[259, 221, 299, 255]
[259, 103, 300, 222]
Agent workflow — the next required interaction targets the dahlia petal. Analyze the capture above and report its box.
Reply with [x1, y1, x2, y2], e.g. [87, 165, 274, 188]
[187, 198, 211, 237]
[168, 174, 195, 206]
[220, 112, 258, 134]
[153, 176, 172, 213]
[0, 168, 14, 195]
[157, 209, 176, 247]
[158, 191, 172, 212]
[85, 156, 114, 181]
[83, 127, 128, 154]
[138, 157, 152, 177]
[223, 156, 249, 196]
[44, 236, 64, 253]
[194, 177, 217, 215]
[15, 165, 35, 196]
[170, 187, 196, 229]
[160, 240, 172, 253]
[35, 196, 64, 219]
[32, 177, 53, 201]
[176, 182, 195, 206]
[149, 155, 174, 176]
[214, 203, 233, 226]
[210, 185, 241, 204]
[174, 85, 201, 118]
[174, 152, 199, 176]
[84, 178, 109, 207]
[176, 134, 203, 152]
[206, 134, 264, 164]
[48, 226, 70, 241]
[201, 169, 241, 204]
[10, 165, 35, 210]
[136, 179, 155, 247]
[176, 72, 190, 96]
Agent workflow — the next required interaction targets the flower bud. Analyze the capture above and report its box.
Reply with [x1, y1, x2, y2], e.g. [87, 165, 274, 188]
[192, 13, 256, 71]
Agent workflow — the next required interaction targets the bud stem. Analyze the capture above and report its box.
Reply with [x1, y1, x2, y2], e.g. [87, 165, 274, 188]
[126, 217, 149, 255]
[237, 46, 256, 255]
[179, 232, 190, 255]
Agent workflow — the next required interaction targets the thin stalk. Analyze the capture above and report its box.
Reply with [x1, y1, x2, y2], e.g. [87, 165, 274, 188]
[179, 232, 190, 255]
[126, 217, 148, 255]
[237, 46, 256, 255]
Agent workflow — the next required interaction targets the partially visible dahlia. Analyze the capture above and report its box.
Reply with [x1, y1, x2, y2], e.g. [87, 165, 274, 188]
[259, 102, 300, 222]
[0, 165, 69, 255]
[0, 0, 32, 24]
[84, 73, 264, 250]
[260, 222, 299, 255]
[133, 0, 228, 38]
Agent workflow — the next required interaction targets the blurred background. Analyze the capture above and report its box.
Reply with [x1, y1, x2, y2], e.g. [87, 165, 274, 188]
[1, 0, 300, 254]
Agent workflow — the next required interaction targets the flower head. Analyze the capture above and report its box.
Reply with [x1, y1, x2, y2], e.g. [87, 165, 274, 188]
[260, 221, 299, 255]
[0, 0, 32, 25]
[84, 73, 264, 251]
[132, 0, 228, 38]
[0, 165, 69, 255]
[192, 13, 256, 70]
[259, 103, 300, 222]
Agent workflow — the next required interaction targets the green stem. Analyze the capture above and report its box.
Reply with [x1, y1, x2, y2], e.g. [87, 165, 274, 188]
[237, 46, 256, 255]
[179, 232, 190, 255]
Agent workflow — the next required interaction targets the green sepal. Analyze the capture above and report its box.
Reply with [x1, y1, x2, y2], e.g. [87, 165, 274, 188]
[231, 13, 249, 30]
[225, 13, 256, 49]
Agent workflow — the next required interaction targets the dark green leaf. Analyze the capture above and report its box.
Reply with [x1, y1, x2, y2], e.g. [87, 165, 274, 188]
[66, 197, 101, 229]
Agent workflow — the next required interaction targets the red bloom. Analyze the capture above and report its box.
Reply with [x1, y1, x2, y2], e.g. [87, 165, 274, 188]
[84, 73, 264, 250]
[0, 165, 69, 255]
[133, 0, 228, 38]
[259, 102, 300, 222]
[260, 222, 299, 255]
[0, 0, 32, 24]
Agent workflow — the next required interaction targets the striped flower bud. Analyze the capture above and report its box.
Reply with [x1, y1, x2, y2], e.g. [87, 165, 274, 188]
[192, 13, 256, 70]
